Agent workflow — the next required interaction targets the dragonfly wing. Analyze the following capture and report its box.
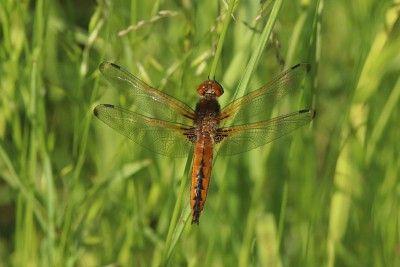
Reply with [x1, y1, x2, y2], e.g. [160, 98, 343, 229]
[99, 62, 196, 124]
[215, 109, 315, 156]
[94, 104, 196, 157]
[218, 63, 311, 125]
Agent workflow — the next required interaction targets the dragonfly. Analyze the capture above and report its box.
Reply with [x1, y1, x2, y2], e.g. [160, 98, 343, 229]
[94, 62, 316, 224]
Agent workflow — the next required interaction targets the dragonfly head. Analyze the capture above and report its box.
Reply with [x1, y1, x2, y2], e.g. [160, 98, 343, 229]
[197, 80, 224, 98]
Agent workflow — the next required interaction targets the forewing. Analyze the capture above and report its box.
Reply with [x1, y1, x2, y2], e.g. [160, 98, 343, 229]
[94, 104, 195, 157]
[99, 62, 195, 124]
[216, 109, 315, 156]
[218, 63, 311, 125]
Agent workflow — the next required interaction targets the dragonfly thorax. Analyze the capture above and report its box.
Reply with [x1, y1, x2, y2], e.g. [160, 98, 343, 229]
[194, 97, 221, 137]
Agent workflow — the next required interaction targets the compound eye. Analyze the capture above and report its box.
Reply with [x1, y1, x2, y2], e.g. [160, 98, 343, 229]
[197, 80, 224, 97]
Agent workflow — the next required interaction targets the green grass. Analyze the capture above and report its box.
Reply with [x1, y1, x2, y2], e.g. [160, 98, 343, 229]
[0, 0, 399, 266]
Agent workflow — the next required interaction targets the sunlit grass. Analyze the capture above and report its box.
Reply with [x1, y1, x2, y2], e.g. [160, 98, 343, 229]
[0, 0, 399, 266]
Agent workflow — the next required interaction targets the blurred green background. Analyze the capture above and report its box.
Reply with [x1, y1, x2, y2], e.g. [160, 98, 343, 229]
[0, 0, 399, 266]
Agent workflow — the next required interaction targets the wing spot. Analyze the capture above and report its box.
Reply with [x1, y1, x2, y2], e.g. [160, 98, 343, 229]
[110, 62, 121, 69]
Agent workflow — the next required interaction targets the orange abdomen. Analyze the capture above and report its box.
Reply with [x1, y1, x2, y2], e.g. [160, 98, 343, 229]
[190, 135, 214, 224]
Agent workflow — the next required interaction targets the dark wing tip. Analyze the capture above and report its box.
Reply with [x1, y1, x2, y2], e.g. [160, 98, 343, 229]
[93, 104, 115, 117]
[102, 103, 115, 108]
[299, 109, 316, 119]
[292, 63, 301, 69]
[291, 63, 311, 73]
[99, 62, 121, 73]
[110, 62, 120, 69]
